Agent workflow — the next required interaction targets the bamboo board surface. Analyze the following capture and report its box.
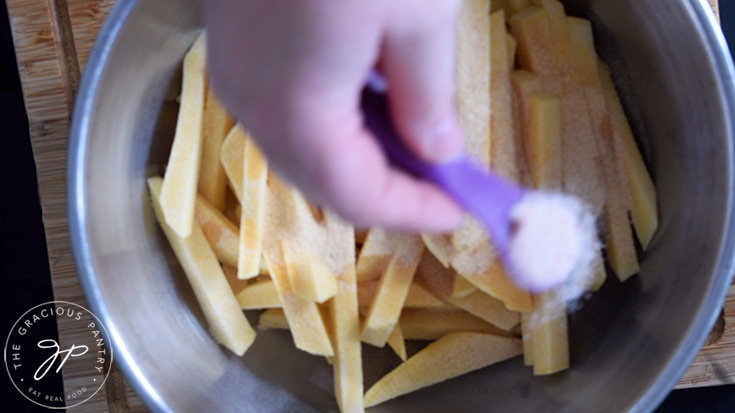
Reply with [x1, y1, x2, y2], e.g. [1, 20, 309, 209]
[7, 0, 145, 411]
[710, 0, 720, 19]
[4, 0, 730, 411]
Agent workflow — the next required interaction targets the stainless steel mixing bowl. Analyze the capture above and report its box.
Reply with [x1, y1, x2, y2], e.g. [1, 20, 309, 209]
[68, 0, 735, 411]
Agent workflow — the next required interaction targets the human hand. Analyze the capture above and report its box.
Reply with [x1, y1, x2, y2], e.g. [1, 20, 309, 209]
[202, 0, 464, 231]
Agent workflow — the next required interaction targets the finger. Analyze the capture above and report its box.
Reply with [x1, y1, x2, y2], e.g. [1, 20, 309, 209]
[278, 112, 464, 232]
[380, 0, 464, 163]
[320, 127, 463, 231]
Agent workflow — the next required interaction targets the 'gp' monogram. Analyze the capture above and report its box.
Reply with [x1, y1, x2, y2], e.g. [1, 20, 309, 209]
[34, 339, 89, 380]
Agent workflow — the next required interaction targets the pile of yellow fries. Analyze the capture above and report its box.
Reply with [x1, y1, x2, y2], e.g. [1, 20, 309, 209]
[148, 1, 658, 410]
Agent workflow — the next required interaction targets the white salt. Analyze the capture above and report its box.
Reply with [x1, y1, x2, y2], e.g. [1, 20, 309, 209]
[507, 192, 596, 295]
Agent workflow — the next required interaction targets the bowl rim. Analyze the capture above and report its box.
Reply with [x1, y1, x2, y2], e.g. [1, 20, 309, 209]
[632, 1, 735, 410]
[67, 0, 172, 410]
[67, 0, 735, 412]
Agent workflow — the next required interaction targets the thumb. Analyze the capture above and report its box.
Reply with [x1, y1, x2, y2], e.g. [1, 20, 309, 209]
[380, 1, 464, 163]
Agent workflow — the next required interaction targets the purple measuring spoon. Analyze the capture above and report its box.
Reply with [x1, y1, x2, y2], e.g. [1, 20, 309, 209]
[361, 72, 589, 293]
[361, 75, 524, 260]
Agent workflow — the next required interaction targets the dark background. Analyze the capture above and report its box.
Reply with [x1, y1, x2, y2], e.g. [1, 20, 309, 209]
[1, 0, 734, 411]
[1, 1, 61, 412]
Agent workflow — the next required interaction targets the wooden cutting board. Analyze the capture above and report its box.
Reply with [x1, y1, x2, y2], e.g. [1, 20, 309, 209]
[7, 0, 145, 411]
[5, 0, 730, 411]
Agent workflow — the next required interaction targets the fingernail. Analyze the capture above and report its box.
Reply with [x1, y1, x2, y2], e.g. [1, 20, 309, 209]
[419, 116, 464, 163]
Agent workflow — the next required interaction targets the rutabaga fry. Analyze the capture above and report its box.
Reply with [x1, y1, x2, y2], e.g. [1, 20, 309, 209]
[238, 136, 268, 279]
[149, 177, 255, 355]
[159, 34, 207, 237]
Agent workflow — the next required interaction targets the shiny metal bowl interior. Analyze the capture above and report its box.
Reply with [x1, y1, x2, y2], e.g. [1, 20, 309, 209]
[69, 0, 735, 411]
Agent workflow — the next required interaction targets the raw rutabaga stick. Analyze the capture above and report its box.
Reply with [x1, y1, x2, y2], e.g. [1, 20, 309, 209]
[491, 0, 530, 17]
[517, 145, 571, 372]
[514, 1, 611, 289]
[513, 70, 607, 291]
[356, 229, 421, 283]
[386, 325, 407, 361]
[198, 87, 233, 211]
[423, 227, 527, 312]
[221, 265, 250, 295]
[420, 234, 453, 269]
[236, 279, 280, 309]
[454, 252, 532, 314]
[361, 235, 424, 347]
[422, 238, 532, 312]
[456, 0, 492, 167]
[417, 252, 520, 331]
[364, 332, 522, 408]
[325, 214, 364, 413]
[522, 290, 570, 374]
[148, 177, 255, 356]
[566, 17, 633, 213]
[598, 61, 659, 250]
[260, 177, 335, 355]
[264, 247, 334, 357]
[490, 10, 521, 183]
[511, 57, 570, 375]
[220, 124, 247, 202]
[399, 309, 511, 341]
[262, 174, 359, 361]
[450, 274, 476, 298]
[254, 277, 449, 311]
[510, 8, 556, 90]
[449, 0, 493, 254]
[159, 34, 207, 237]
[567, 16, 638, 280]
[511, 70, 559, 190]
[282, 193, 338, 303]
[506, 34, 517, 71]
[511, 4, 605, 214]
[526, 93, 562, 190]
[238, 136, 267, 279]
[540, 0, 605, 212]
[423, 237, 533, 314]
[357, 280, 450, 309]
[453, 287, 521, 331]
[194, 194, 239, 268]
[258, 308, 289, 330]
[530, 292, 569, 375]
[418, 5, 533, 315]
[283, 241, 338, 304]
